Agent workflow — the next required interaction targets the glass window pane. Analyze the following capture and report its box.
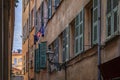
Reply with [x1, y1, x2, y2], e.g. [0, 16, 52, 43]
[113, 0, 118, 9]
[80, 11, 83, 22]
[94, 25, 97, 41]
[94, 8, 98, 22]
[114, 11, 118, 32]
[107, 0, 112, 13]
[107, 16, 111, 36]
[75, 15, 79, 26]
[80, 37, 83, 51]
[75, 39, 78, 53]
[75, 27, 79, 37]
[80, 24, 83, 35]
[93, 0, 98, 8]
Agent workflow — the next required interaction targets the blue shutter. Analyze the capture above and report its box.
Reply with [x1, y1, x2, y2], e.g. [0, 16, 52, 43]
[39, 42, 47, 69]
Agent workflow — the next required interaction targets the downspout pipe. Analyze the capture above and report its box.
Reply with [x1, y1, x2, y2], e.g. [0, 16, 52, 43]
[2, 0, 4, 80]
[97, 0, 101, 80]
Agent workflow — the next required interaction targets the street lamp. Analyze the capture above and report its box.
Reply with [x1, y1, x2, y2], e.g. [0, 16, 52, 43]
[46, 48, 64, 71]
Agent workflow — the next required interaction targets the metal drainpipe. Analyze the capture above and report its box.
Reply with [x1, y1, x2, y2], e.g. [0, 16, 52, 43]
[98, 0, 101, 80]
[2, 0, 4, 80]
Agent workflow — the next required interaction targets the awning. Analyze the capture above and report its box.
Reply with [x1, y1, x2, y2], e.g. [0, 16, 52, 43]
[99, 56, 120, 79]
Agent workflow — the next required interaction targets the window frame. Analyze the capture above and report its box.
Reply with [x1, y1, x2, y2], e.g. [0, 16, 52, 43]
[106, 0, 119, 40]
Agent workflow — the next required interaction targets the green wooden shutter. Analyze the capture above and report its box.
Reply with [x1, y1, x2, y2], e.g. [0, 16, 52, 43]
[39, 42, 47, 69]
[34, 49, 39, 72]
[75, 9, 84, 55]
[48, 0, 52, 19]
[93, 0, 98, 44]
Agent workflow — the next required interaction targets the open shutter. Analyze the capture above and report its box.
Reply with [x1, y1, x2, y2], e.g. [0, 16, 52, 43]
[48, 0, 52, 19]
[93, 0, 98, 44]
[75, 9, 84, 55]
[39, 42, 47, 69]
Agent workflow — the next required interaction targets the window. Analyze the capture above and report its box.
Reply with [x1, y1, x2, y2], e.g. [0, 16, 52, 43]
[62, 26, 70, 62]
[106, 0, 119, 38]
[75, 9, 84, 55]
[18, 58, 22, 63]
[41, 2, 44, 26]
[14, 58, 17, 65]
[48, 0, 52, 19]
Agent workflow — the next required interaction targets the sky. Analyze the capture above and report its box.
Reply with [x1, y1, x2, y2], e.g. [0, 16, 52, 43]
[13, 0, 22, 51]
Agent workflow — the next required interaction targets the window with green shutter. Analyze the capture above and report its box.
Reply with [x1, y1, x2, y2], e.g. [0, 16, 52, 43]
[75, 9, 84, 55]
[92, 0, 98, 44]
[34, 49, 40, 73]
[62, 26, 70, 62]
[106, 0, 119, 39]
[39, 42, 47, 69]
[48, 0, 52, 19]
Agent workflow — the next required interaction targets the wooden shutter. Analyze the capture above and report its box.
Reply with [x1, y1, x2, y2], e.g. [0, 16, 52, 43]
[34, 49, 40, 72]
[93, 0, 98, 44]
[75, 9, 84, 55]
[48, 0, 52, 19]
[39, 42, 47, 69]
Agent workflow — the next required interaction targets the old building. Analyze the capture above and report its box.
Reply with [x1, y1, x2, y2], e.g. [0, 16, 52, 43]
[22, 0, 120, 80]
[12, 51, 23, 75]
[0, 0, 15, 80]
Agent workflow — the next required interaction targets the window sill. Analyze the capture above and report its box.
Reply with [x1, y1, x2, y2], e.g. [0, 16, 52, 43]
[105, 31, 120, 44]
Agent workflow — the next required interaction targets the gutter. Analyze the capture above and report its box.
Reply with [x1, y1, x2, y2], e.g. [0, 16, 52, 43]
[97, 0, 101, 80]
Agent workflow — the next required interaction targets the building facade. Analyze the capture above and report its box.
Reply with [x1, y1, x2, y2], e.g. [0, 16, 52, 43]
[0, 0, 15, 80]
[12, 51, 23, 75]
[22, 0, 120, 80]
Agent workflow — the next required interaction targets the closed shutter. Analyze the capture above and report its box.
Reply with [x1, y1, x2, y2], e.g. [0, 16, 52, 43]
[93, 0, 98, 44]
[48, 0, 52, 19]
[75, 9, 84, 55]
[39, 42, 47, 69]
[34, 49, 40, 72]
